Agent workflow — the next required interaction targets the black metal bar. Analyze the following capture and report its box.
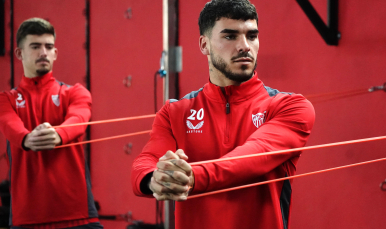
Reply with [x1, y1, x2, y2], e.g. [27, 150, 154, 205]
[0, 0, 5, 56]
[296, 0, 339, 45]
[84, 0, 91, 170]
[85, 0, 90, 92]
[168, 0, 179, 100]
[164, 1, 179, 228]
[327, 0, 339, 35]
[10, 0, 14, 88]
[174, 0, 179, 100]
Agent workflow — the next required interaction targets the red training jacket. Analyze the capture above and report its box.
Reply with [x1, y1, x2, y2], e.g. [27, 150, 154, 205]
[0, 72, 98, 228]
[131, 73, 315, 229]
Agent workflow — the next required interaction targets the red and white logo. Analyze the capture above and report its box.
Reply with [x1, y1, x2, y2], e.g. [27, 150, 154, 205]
[186, 120, 204, 130]
[186, 108, 204, 133]
[16, 93, 25, 108]
[52, 95, 60, 107]
[252, 111, 266, 129]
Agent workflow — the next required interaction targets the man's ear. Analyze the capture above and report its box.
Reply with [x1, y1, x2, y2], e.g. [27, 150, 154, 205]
[199, 35, 210, 55]
[53, 48, 58, 61]
[15, 48, 23, 60]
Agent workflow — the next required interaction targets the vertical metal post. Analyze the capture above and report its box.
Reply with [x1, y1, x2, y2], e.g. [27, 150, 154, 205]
[84, 0, 91, 170]
[327, 0, 339, 35]
[163, 0, 180, 227]
[163, 0, 169, 103]
[168, 0, 180, 100]
[0, 0, 5, 56]
[162, 2, 171, 226]
[10, 0, 14, 89]
[163, 0, 179, 228]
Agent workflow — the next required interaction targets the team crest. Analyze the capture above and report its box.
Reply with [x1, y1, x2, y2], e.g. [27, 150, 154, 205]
[252, 111, 266, 129]
[52, 95, 60, 107]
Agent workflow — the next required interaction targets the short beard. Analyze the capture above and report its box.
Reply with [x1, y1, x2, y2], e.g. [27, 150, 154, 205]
[35, 57, 51, 76]
[210, 51, 256, 83]
[36, 69, 50, 76]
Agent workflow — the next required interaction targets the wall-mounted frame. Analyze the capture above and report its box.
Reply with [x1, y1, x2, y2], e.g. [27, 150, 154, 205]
[296, 0, 340, 45]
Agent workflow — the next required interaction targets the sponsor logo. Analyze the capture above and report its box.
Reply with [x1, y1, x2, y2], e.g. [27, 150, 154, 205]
[186, 120, 204, 133]
[186, 108, 204, 133]
[52, 95, 60, 106]
[16, 93, 25, 108]
[252, 111, 266, 129]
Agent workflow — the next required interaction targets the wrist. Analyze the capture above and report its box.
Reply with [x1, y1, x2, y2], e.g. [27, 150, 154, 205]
[140, 171, 154, 195]
[188, 170, 195, 192]
[55, 132, 63, 146]
[22, 133, 30, 150]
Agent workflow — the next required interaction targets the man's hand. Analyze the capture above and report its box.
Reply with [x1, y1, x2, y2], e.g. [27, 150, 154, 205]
[149, 149, 194, 201]
[23, 122, 62, 151]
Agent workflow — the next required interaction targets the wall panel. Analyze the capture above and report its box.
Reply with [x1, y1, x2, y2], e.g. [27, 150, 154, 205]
[0, 0, 11, 185]
[0, 0, 86, 215]
[90, 0, 162, 227]
[12, 0, 86, 86]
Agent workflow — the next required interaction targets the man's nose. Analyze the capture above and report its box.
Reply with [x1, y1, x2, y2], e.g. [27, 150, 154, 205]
[39, 47, 48, 56]
[237, 36, 251, 53]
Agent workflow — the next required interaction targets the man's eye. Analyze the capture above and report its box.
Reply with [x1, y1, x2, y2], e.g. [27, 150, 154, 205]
[32, 46, 39, 49]
[225, 35, 236, 40]
[248, 35, 258, 40]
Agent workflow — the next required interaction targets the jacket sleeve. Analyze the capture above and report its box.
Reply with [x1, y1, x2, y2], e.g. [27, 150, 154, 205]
[131, 101, 177, 197]
[55, 84, 92, 145]
[191, 94, 315, 194]
[0, 92, 30, 148]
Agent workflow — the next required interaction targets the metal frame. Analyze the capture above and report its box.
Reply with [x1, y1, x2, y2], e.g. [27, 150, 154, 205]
[10, 0, 14, 88]
[163, 1, 179, 228]
[163, 0, 179, 103]
[84, 0, 91, 170]
[0, 0, 5, 56]
[296, 0, 340, 45]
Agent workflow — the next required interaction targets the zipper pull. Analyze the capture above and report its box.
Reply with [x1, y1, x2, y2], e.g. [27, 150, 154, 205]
[226, 103, 230, 114]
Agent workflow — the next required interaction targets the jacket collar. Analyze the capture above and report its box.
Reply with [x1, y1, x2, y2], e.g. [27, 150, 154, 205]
[204, 72, 264, 103]
[19, 72, 55, 89]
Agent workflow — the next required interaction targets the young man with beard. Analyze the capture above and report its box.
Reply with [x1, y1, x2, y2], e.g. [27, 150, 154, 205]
[131, 0, 315, 228]
[0, 18, 102, 229]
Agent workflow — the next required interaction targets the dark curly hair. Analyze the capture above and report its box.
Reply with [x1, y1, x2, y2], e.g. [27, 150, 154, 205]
[198, 0, 258, 36]
[16, 18, 56, 48]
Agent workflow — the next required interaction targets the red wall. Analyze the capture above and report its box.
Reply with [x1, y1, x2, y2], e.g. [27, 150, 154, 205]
[1, 0, 385, 228]
[0, 0, 160, 227]
[0, 0, 87, 210]
[89, 0, 162, 227]
[179, 0, 386, 228]
[0, 0, 12, 184]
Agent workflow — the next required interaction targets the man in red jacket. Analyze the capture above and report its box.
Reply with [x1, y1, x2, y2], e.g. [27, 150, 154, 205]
[132, 0, 315, 229]
[0, 18, 102, 229]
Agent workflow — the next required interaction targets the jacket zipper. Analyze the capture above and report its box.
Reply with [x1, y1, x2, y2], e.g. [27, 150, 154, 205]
[222, 88, 231, 144]
[226, 102, 230, 114]
[35, 81, 42, 121]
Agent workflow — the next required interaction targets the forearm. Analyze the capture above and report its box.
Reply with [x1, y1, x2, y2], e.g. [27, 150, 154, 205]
[55, 112, 89, 144]
[192, 148, 298, 194]
[56, 84, 92, 144]
[0, 93, 30, 148]
[192, 98, 315, 194]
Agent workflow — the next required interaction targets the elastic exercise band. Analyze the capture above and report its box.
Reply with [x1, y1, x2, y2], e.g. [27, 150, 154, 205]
[188, 156, 386, 199]
[55, 130, 151, 148]
[190, 135, 386, 166]
[53, 114, 156, 129]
